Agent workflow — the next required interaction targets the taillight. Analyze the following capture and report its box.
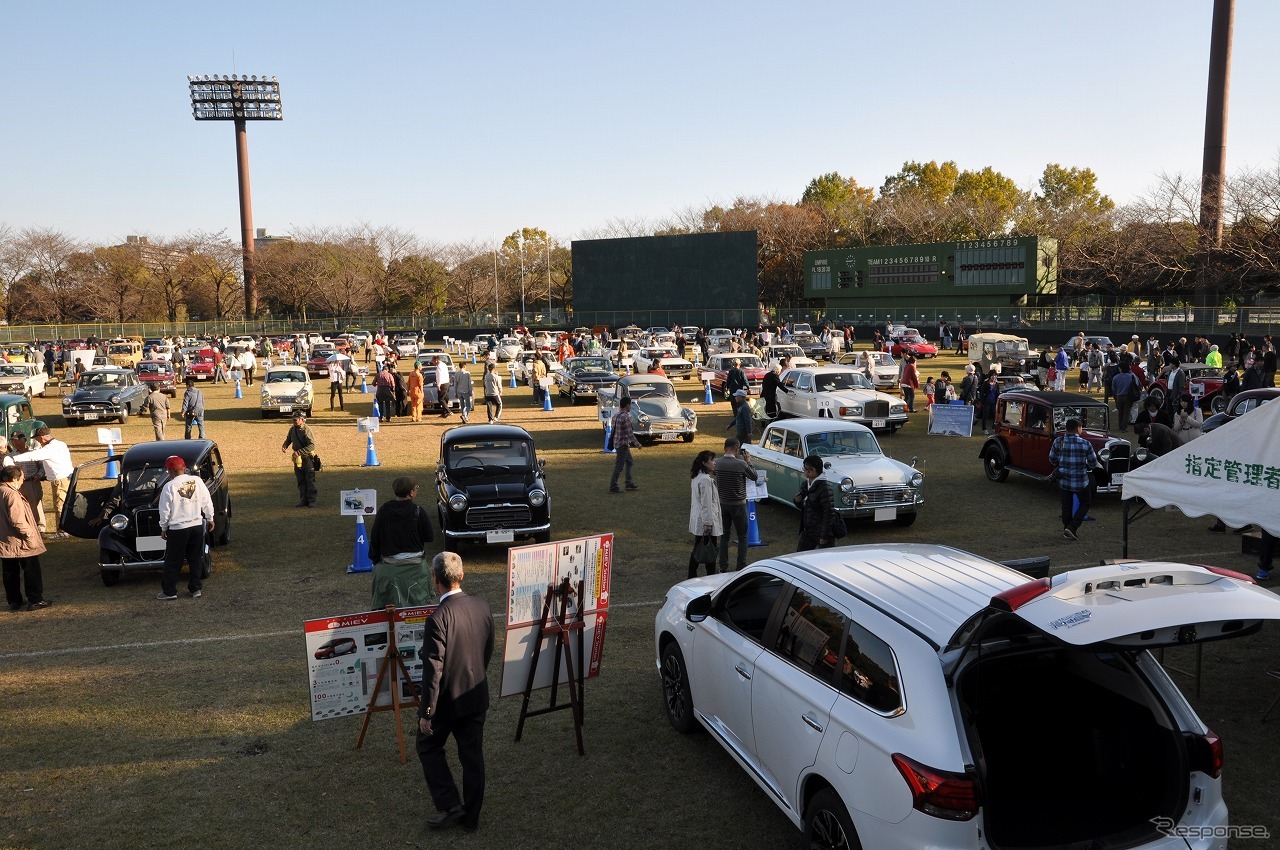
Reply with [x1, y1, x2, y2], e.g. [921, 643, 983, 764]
[891, 753, 979, 820]
[1189, 730, 1223, 779]
[1199, 565, 1257, 585]
[990, 578, 1052, 612]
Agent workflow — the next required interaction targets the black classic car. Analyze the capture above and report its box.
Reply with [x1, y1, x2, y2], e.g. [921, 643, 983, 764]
[436, 424, 550, 551]
[60, 440, 232, 586]
[555, 356, 618, 404]
[62, 368, 150, 424]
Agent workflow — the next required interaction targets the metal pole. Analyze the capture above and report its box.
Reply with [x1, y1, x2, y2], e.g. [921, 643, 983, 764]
[519, 237, 526, 323]
[1197, 0, 1234, 311]
[546, 241, 552, 319]
[1122, 499, 1130, 559]
[493, 241, 499, 328]
[234, 117, 258, 318]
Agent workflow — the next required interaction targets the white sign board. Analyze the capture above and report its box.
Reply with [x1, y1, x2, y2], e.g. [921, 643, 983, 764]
[745, 470, 769, 501]
[927, 403, 975, 437]
[699, 371, 715, 383]
[340, 489, 377, 516]
[96, 427, 122, 445]
[357, 417, 380, 433]
[538, 376, 555, 388]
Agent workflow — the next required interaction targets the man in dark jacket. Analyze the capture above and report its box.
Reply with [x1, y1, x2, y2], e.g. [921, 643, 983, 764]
[794, 455, 835, 550]
[417, 552, 494, 833]
[370, 476, 436, 564]
[281, 412, 317, 507]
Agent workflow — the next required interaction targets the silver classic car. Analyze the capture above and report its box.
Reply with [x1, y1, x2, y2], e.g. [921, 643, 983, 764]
[597, 374, 697, 443]
[776, 366, 909, 431]
[750, 419, 923, 526]
[62, 368, 149, 424]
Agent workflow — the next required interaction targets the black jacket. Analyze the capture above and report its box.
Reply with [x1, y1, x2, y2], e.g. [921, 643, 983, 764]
[369, 498, 435, 564]
[418, 592, 495, 721]
[794, 477, 834, 540]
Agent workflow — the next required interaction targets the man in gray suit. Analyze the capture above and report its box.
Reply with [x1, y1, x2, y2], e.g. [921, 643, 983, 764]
[417, 552, 494, 832]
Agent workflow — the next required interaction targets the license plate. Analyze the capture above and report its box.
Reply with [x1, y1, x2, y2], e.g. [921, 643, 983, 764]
[83, 413, 99, 421]
[486, 529, 514, 543]
[279, 405, 292, 413]
[872, 419, 886, 429]
[135, 534, 165, 554]
[1112, 473, 1124, 486]
[660, 432, 681, 441]
[874, 508, 897, 522]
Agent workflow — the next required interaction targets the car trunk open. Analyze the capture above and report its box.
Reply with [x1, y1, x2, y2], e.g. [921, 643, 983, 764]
[957, 642, 1187, 848]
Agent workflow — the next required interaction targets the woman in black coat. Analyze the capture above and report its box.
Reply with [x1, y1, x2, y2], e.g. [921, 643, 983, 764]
[393, 369, 409, 416]
[793, 455, 834, 551]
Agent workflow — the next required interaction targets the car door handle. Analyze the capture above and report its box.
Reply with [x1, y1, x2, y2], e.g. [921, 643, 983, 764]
[734, 664, 752, 681]
[801, 714, 824, 733]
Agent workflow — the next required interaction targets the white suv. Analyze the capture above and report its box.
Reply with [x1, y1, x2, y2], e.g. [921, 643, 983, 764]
[655, 544, 1279, 849]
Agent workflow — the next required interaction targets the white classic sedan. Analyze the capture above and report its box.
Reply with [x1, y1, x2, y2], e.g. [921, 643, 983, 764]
[632, 346, 694, 380]
[838, 350, 899, 389]
[260, 366, 314, 418]
[776, 366, 908, 431]
[763, 343, 817, 371]
[750, 419, 922, 526]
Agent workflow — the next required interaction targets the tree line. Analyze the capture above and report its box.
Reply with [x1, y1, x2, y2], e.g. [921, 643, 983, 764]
[3, 158, 1279, 323]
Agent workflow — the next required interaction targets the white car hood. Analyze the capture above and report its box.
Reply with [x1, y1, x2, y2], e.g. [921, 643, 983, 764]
[818, 389, 899, 407]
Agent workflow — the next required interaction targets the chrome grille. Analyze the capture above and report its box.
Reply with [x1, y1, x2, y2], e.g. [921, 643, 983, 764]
[861, 486, 914, 506]
[465, 505, 532, 530]
[863, 400, 890, 419]
[650, 422, 683, 432]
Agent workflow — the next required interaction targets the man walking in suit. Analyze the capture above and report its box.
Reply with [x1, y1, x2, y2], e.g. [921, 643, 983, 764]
[417, 552, 494, 832]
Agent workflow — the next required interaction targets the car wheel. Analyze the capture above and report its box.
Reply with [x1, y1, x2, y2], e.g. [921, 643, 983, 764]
[533, 530, 551, 544]
[984, 447, 1010, 482]
[803, 788, 862, 850]
[660, 642, 698, 734]
[569, 390, 578, 406]
[683, 432, 695, 443]
[99, 548, 123, 587]
[119, 406, 129, 424]
[1211, 394, 1227, 414]
[893, 512, 918, 527]
[217, 500, 232, 545]
[100, 568, 122, 587]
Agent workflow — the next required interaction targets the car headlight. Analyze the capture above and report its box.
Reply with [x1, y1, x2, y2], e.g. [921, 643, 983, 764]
[839, 405, 862, 416]
[841, 494, 854, 506]
[840, 477, 855, 493]
[109, 514, 129, 531]
[110, 394, 121, 403]
[295, 389, 310, 402]
[910, 472, 924, 488]
[62, 397, 72, 407]
[261, 387, 270, 397]
[892, 404, 907, 414]
[1099, 448, 1111, 463]
[529, 488, 546, 507]
[682, 408, 695, 421]
[637, 414, 650, 425]
[448, 494, 467, 512]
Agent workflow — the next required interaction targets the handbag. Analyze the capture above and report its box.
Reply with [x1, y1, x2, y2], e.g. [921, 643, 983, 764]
[692, 535, 718, 564]
[1047, 366, 1057, 382]
[311, 453, 322, 472]
[830, 513, 848, 540]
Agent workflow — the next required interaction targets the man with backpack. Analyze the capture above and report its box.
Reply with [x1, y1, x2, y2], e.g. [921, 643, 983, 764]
[1111, 367, 1141, 432]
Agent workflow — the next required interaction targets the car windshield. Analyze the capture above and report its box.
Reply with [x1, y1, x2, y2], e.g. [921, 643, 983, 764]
[733, 356, 763, 369]
[572, 359, 611, 373]
[123, 466, 169, 498]
[108, 345, 135, 354]
[137, 363, 171, 375]
[771, 345, 804, 358]
[625, 381, 675, 399]
[267, 371, 307, 383]
[866, 353, 892, 366]
[813, 372, 873, 392]
[900, 334, 926, 344]
[804, 430, 881, 455]
[80, 373, 124, 388]
[447, 439, 533, 471]
[0, 365, 27, 377]
[995, 341, 1028, 355]
[1052, 405, 1110, 433]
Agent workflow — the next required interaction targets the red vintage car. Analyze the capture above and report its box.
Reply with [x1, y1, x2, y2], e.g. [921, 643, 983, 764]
[307, 346, 338, 378]
[889, 329, 939, 359]
[184, 349, 219, 381]
[1145, 363, 1228, 413]
[704, 353, 768, 397]
[135, 360, 177, 397]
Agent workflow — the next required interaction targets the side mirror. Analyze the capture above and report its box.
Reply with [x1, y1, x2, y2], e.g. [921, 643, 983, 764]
[910, 455, 919, 468]
[538, 458, 547, 472]
[685, 594, 712, 623]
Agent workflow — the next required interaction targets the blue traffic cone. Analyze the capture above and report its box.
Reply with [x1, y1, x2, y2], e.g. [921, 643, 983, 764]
[371, 399, 381, 420]
[542, 385, 554, 412]
[234, 379, 243, 399]
[360, 374, 368, 394]
[703, 381, 714, 405]
[103, 443, 120, 479]
[601, 423, 615, 454]
[346, 515, 373, 573]
[471, 350, 477, 364]
[746, 499, 766, 546]
[362, 432, 381, 467]
[510, 369, 518, 389]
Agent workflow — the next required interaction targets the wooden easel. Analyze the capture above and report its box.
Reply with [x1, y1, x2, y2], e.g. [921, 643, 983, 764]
[515, 577, 586, 755]
[355, 605, 420, 764]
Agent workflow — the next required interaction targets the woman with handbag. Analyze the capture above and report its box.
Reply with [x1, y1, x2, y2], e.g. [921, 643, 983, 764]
[687, 451, 722, 578]
[794, 455, 835, 551]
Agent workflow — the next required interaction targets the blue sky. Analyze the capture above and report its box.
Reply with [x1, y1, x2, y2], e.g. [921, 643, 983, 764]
[3, 1, 1277, 247]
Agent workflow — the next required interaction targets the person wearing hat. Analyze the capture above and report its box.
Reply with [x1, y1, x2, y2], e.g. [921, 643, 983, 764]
[11, 426, 73, 539]
[727, 388, 754, 446]
[156, 455, 215, 601]
[1, 464, 50, 611]
[281, 411, 318, 507]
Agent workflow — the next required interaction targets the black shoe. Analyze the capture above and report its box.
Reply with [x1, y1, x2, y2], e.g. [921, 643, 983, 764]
[609, 487, 623, 494]
[27, 600, 52, 610]
[625, 483, 639, 491]
[296, 501, 308, 508]
[9, 603, 24, 613]
[428, 805, 465, 829]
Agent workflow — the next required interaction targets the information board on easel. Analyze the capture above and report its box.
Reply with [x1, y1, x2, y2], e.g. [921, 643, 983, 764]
[500, 533, 612, 698]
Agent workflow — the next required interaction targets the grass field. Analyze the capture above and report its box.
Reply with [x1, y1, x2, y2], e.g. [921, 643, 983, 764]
[2, 349, 1277, 850]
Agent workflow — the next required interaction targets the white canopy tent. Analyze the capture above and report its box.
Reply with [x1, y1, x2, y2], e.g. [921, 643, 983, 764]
[1121, 397, 1280, 550]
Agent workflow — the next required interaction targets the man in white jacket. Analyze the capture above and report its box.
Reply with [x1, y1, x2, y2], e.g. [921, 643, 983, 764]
[156, 455, 215, 601]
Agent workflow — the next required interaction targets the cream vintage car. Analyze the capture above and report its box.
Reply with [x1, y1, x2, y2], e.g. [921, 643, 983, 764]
[750, 418, 923, 526]
[631, 345, 694, 380]
[837, 349, 899, 389]
[776, 365, 909, 432]
[259, 365, 313, 418]
[0, 362, 49, 398]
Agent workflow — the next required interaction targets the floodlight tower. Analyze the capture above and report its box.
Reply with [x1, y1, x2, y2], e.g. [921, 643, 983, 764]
[188, 74, 283, 318]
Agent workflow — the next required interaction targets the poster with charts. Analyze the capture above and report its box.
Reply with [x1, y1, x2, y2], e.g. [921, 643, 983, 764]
[500, 533, 612, 698]
[303, 604, 436, 721]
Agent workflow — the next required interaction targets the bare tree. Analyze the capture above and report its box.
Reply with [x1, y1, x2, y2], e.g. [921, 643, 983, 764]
[183, 232, 244, 322]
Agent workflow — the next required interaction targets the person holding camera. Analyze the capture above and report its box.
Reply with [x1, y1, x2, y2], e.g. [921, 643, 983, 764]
[714, 438, 759, 572]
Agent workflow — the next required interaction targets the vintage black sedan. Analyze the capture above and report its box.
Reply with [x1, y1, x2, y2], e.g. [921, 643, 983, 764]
[60, 440, 232, 586]
[436, 424, 550, 552]
[555, 356, 618, 404]
[61, 368, 149, 424]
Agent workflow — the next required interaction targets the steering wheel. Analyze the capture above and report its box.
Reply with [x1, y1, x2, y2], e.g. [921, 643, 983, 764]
[809, 445, 835, 458]
[453, 456, 483, 469]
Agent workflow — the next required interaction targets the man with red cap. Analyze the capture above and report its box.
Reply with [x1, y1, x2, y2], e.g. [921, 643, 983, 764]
[156, 455, 215, 601]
